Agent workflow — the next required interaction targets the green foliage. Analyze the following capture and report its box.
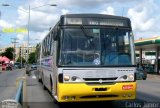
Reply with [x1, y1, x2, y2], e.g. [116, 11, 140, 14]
[35, 43, 41, 60]
[0, 47, 14, 60]
[16, 57, 26, 64]
[28, 52, 36, 64]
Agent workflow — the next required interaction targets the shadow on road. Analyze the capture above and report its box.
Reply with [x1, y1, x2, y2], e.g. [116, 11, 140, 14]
[59, 101, 113, 108]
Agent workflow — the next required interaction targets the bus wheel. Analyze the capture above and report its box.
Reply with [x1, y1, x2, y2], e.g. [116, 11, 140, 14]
[38, 74, 42, 83]
[42, 75, 47, 90]
[53, 96, 58, 104]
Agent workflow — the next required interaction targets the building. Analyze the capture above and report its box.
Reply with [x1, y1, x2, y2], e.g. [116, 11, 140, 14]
[0, 42, 36, 62]
[0, 48, 6, 54]
[17, 43, 36, 61]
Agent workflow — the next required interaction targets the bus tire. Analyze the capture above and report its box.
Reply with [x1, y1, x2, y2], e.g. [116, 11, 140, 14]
[52, 95, 59, 104]
[50, 76, 53, 95]
[50, 77, 58, 104]
[143, 78, 146, 80]
[42, 74, 47, 90]
[38, 74, 42, 82]
[53, 99, 58, 104]
[39, 72, 43, 83]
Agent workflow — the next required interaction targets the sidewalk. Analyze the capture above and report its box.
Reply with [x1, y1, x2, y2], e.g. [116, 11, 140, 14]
[25, 71, 54, 108]
[26, 73, 53, 102]
[147, 74, 160, 80]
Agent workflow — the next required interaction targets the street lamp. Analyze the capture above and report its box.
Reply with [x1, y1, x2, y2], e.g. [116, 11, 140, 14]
[2, 3, 57, 64]
[2, 4, 9, 6]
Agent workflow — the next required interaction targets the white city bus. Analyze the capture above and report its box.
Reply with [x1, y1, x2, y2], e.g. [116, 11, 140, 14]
[38, 14, 136, 102]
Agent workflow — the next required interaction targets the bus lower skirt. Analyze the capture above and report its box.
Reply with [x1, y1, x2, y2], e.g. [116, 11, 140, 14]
[80, 95, 118, 99]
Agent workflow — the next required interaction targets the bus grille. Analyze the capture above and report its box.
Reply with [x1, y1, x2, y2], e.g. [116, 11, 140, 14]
[83, 77, 118, 81]
[85, 82, 116, 85]
[80, 95, 118, 98]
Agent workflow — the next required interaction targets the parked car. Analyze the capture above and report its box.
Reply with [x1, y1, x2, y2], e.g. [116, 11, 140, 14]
[31, 63, 37, 70]
[136, 66, 147, 80]
[145, 64, 154, 73]
[14, 62, 21, 69]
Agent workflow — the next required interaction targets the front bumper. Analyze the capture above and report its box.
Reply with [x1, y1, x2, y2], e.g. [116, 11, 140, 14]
[57, 82, 136, 102]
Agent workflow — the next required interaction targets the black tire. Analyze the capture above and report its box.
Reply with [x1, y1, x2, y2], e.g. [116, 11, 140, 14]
[143, 78, 146, 80]
[42, 75, 47, 90]
[38, 74, 42, 82]
[50, 77, 53, 94]
[38, 78, 42, 82]
[50, 77, 59, 104]
[53, 97, 58, 104]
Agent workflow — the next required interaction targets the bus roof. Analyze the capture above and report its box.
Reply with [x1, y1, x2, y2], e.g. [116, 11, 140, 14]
[60, 14, 131, 27]
[61, 14, 130, 20]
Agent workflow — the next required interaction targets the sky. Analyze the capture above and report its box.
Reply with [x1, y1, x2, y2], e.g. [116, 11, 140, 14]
[0, 0, 160, 48]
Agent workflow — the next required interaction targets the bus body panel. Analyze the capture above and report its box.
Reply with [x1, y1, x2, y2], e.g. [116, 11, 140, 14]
[57, 82, 136, 102]
[54, 67, 136, 102]
[41, 56, 53, 91]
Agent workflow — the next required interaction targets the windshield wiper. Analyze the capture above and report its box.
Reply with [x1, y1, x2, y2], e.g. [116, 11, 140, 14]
[80, 25, 94, 39]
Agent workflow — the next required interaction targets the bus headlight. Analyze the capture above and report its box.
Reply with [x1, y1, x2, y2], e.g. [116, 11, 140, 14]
[71, 76, 77, 81]
[128, 74, 134, 81]
[71, 76, 81, 82]
[64, 75, 70, 81]
[120, 74, 134, 81]
[122, 75, 127, 80]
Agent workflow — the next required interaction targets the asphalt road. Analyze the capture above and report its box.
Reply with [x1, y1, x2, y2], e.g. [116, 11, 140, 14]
[0, 69, 159, 108]
[0, 69, 25, 102]
[1, 69, 159, 108]
[26, 71, 160, 108]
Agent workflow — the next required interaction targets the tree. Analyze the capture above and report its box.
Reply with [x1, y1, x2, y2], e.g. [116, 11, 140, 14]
[28, 52, 36, 64]
[0, 47, 14, 60]
[16, 57, 26, 64]
[35, 43, 41, 61]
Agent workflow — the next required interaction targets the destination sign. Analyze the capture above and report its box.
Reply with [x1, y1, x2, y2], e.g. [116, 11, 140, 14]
[64, 18, 129, 27]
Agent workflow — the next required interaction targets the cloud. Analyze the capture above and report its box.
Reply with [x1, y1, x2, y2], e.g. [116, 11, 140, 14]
[17, 34, 25, 41]
[13, 0, 60, 44]
[127, 6, 154, 32]
[61, 9, 69, 15]
[14, 0, 159, 43]
[15, 0, 137, 40]
[127, 0, 160, 39]
[0, 20, 13, 28]
[16, 6, 59, 32]
[16, 30, 49, 46]
[28, 30, 49, 43]
[56, 0, 139, 8]
[100, 6, 115, 15]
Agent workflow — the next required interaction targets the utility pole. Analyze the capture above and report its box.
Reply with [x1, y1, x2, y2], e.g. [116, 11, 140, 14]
[122, 7, 124, 17]
[19, 47, 23, 67]
[11, 38, 18, 63]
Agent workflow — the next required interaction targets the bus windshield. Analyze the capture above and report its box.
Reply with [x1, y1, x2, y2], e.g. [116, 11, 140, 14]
[59, 28, 132, 66]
